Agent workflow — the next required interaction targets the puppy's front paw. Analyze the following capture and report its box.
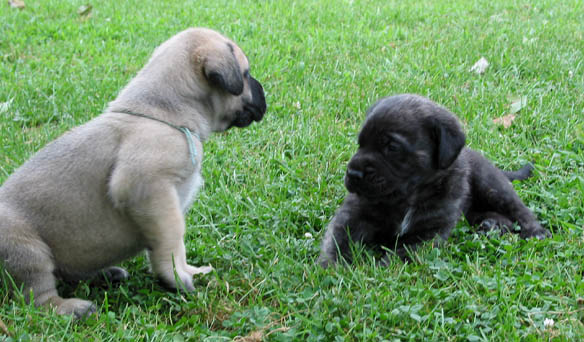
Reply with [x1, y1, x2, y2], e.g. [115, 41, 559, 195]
[520, 223, 551, 240]
[158, 272, 196, 292]
[395, 247, 413, 262]
[185, 264, 213, 275]
[317, 254, 336, 269]
[174, 275, 196, 292]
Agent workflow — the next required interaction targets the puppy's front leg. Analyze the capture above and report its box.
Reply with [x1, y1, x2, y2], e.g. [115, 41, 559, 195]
[143, 193, 194, 290]
[394, 230, 448, 261]
[318, 206, 378, 267]
[118, 181, 203, 291]
[318, 220, 351, 268]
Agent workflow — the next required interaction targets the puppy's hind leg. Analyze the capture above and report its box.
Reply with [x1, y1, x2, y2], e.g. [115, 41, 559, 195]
[100, 266, 130, 283]
[0, 225, 95, 318]
[469, 155, 550, 239]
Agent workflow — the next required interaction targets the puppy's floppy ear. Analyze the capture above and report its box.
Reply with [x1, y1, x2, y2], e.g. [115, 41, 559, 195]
[427, 111, 466, 169]
[197, 43, 244, 96]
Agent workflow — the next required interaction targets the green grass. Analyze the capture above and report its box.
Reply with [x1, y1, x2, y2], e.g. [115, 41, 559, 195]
[1, 0, 583, 340]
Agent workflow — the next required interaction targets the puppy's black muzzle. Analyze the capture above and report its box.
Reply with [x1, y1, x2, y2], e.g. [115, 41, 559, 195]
[231, 77, 267, 128]
[346, 168, 364, 179]
[344, 153, 392, 198]
[344, 157, 367, 194]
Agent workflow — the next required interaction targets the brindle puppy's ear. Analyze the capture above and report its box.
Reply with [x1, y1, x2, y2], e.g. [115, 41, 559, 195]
[197, 43, 244, 96]
[427, 110, 466, 169]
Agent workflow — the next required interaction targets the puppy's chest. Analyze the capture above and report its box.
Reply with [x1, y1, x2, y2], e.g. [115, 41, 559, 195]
[175, 140, 204, 212]
[382, 207, 415, 237]
[177, 170, 203, 213]
[364, 204, 415, 237]
[397, 207, 414, 236]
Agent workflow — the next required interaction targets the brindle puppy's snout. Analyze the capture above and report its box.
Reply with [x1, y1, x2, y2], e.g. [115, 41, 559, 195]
[346, 168, 364, 180]
[346, 152, 377, 180]
[345, 156, 373, 195]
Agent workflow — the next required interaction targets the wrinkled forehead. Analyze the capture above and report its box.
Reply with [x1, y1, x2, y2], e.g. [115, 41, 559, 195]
[359, 105, 423, 145]
[366, 94, 434, 119]
[363, 103, 417, 132]
[195, 28, 250, 70]
[361, 112, 410, 137]
[226, 41, 249, 70]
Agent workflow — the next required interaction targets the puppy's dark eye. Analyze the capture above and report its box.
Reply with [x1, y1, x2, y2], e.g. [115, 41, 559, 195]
[243, 70, 250, 79]
[385, 141, 402, 153]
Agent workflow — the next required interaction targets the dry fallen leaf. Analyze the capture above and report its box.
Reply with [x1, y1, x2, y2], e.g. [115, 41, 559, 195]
[470, 57, 489, 74]
[0, 318, 10, 336]
[489, 13, 506, 22]
[0, 99, 12, 115]
[77, 4, 92, 17]
[509, 95, 527, 114]
[234, 330, 264, 342]
[493, 113, 517, 128]
[8, 0, 25, 9]
[494, 95, 527, 128]
[233, 326, 291, 342]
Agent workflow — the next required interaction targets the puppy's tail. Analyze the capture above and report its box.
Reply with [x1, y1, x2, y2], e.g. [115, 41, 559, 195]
[502, 163, 534, 181]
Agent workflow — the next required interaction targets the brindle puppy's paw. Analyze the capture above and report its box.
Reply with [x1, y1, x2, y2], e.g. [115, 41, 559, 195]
[478, 218, 512, 235]
[380, 253, 402, 266]
[394, 247, 414, 263]
[317, 256, 334, 269]
[520, 222, 551, 240]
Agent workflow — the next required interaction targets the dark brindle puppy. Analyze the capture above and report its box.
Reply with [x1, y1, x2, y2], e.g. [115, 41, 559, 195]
[318, 94, 549, 267]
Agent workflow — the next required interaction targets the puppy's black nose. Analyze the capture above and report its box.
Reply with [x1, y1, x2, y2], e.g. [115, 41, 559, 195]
[347, 168, 364, 179]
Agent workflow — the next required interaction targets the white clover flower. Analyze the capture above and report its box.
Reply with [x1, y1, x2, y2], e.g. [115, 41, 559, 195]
[304, 232, 313, 239]
[543, 318, 555, 328]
